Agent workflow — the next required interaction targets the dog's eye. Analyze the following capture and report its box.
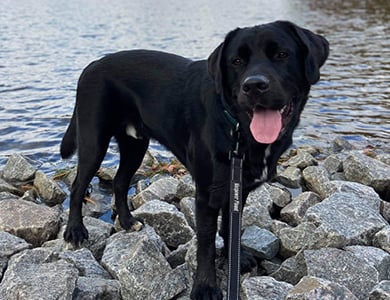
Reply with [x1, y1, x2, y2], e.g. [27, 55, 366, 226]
[276, 51, 289, 59]
[232, 58, 244, 66]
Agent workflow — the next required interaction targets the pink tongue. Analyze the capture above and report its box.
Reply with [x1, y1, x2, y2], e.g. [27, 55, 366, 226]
[250, 108, 282, 144]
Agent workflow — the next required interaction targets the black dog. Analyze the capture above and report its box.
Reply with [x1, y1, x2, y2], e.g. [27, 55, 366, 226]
[61, 21, 328, 299]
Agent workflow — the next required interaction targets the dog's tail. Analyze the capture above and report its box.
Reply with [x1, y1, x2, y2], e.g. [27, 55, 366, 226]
[60, 112, 77, 159]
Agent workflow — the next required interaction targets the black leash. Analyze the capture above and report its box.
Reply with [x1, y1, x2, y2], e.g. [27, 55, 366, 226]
[227, 124, 244, 300]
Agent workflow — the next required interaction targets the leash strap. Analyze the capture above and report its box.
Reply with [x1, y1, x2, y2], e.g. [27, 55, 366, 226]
[227, 127, 244, 300]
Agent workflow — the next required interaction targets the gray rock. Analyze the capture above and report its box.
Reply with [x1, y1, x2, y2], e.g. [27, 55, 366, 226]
[377, 153, 390, 166]
[0, 177, 23, 196]
[0, 232, 31, 278]
[344, 153, 390, 200]
[59, 216, 114, 260]
[270, 253, 306, 285]
[59, 248, 111, 279]
[0, 199, 61, 247]
[241, 225, 279, 260]
[322, 180, 381, 201]
[373, 227, 390, 253]
[271, 220, 291, 236]
[369, 281, 390, 300]
[0, 191, 18, 200]
[280, 192, 321, 226]
[20, 188, 40, 203]
[177, 178, 196, 199]
[322, 153, 345, 174]
[132, 199, 194, 248]
[241, 276, 293, 300]
[285, 149, 317, 169]
[34, 170, 66, 206]
[278, 222, 317, 258]
[380, 200, 390, 223]
[82, 192, 111, 218]
[242, 185, 273, 230]
[73, 277, 121, 300]
[167, 240, 191, 268]
[304, 248, 379, 300]
[266, 183, 292, 208]
[302, 166, 330, 198]
[2, 154, 36, 183]
[332, 137, 355, 152]
[304, 192, 387, 245]
[101, 227, 186, 300]
[0, 248, 78, 300]
[260, 258, 283, 275]
[180, 196, 196, 229]
[286, 276, 358, 300]
[276, 166, 302, 188]
[345, 246, 390, 281]
[131, 176, 180, 208]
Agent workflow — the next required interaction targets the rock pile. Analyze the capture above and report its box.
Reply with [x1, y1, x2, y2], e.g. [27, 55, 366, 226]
[0, 141, 389, 299]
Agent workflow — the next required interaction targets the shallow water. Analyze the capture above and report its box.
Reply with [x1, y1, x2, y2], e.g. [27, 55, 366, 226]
[1, 0, 389, 173]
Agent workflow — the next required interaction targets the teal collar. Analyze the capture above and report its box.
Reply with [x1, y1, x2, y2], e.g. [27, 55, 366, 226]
[223, 109, 239, 128]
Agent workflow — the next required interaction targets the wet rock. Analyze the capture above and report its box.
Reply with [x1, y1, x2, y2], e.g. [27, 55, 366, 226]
[304, 247, 379, 299]
[344, 153, 390, 200]
[101, 227, 186, 300]
[132, 199, 194, 248]
[0, 199, 61, 247]
[280, 192, 321, 226]
[302, 166, 330, 198]
[241, 225, 279, 260]
[0, 178, 23, 196]
[369, 281, 390, 300]
[2, 154, 36, 183]
[373, 226, 390, 253]
[286, 276, 358, 300]
[0, 248, 78, 300]
[285, 149, 317, 169]
[73, 277, 121, 300]
[276, 166, 302, 188]
[0, 232, 31, 278]
[131, 176, 180, 209]
[304, 192, 387, 245]
[241, 276, 293, 300]
[332, 137, 355, 152]
[180, 196, 196, 230]
[242, 185, 273, 230]
[278, 222, 317, 258]
[34, 170, 66, 206]
[345, 245, 390, 281]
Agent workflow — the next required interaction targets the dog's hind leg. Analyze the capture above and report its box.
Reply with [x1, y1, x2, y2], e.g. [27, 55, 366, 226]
[64, 131, 111, 246]
[113, 132, 149, 231]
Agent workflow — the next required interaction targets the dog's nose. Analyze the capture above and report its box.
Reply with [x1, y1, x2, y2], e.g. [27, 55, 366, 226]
[242, 75, 270, 95]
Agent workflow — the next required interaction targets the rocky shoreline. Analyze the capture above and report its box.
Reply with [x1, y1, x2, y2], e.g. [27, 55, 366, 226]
[0, 138, 389, 299]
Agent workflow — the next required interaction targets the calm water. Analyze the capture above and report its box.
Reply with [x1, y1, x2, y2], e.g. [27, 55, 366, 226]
[1, 0, 389, 173]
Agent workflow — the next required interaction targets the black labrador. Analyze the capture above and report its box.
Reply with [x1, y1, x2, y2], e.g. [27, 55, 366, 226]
[61, 21, 328, 299]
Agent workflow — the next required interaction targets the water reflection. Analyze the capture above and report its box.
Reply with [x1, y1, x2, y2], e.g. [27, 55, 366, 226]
[0, 0, 389, 172]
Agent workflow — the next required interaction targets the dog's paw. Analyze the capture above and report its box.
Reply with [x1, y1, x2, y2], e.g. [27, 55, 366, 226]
[190, 284, 223, 300]
[63, 223, 89, 247]
[117, 216, 144, 232]
[240, 248, 257, 273]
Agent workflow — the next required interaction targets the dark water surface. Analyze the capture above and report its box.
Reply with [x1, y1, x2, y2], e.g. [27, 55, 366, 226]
[1, 0, 389, 173]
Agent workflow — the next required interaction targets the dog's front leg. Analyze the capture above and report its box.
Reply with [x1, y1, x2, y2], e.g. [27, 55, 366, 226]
[191, 188, 223, 300]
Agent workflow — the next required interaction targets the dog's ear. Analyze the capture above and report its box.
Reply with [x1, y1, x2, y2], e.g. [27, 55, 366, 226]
[284, 21, 329, 84]
[208, 29, 240, 95]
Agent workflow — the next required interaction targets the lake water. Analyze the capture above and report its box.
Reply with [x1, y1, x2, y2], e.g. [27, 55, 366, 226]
[1, 0, 389, 174]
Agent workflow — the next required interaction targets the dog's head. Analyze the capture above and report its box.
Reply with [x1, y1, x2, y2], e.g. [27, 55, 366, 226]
[208, 21, 329, 144]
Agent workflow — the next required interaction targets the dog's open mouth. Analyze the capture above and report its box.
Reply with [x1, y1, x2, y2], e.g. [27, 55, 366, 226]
[249, 102, 293, 144]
